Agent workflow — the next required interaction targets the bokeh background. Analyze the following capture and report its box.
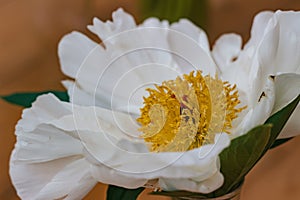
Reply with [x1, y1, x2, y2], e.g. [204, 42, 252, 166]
[1, 0, 300, 199]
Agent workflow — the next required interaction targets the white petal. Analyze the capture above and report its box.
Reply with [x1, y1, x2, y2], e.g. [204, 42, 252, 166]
[256, 11, 300, 77]
[212, 33, 242, 69]
[218, 54, 251, 95]
[168, 20, 216, 75]
[11, 92, 230, 196]
[233, 78, 275, 138]
[275, 10, 300, 39]
[41, 94, 229, 192]
[271, 73, 300, 138]
[75, 43, 181, 113]
[159, 171, 224, 194]
[51, 105, 141, 141]
[90, 164, 148, 189]
[58, 31, 97, 78]
[33, 159, 96, 200]
[10, 156, 96, 200]
[273, 10, 300, 73]
[62, 79, 111, 109]
[279, 105, 300, 138]
[255, 14, 280, 77]
[63, 10, 218, 111]
[74, 19, 184, 112]
[17, 93, 71, 132]
[171, 19, 210, 53]
[24, 94, 140, 141]
[87, 8, 136, 44]
[62, 80, 94, 106]
[14, 123, 82, 163]
[82, 133, 229, 193]
[272, 73, 300, 114]
[10, 94, 96, 200]
[244, 11, 274, 50]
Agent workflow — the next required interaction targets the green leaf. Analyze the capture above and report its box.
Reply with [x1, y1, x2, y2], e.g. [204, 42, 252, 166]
[106, 185, 144, 200]
[270, 137, 293, 149]
[213, 124, 272, 196]
[1, 91, 69, 107]
[263, 95, 300, 150]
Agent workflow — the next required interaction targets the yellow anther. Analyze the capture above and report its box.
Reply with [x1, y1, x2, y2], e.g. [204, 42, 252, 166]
[137, 71, 245, 152]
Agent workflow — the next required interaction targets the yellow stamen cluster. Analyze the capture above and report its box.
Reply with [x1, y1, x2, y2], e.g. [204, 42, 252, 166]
[137, 71, 245, 152]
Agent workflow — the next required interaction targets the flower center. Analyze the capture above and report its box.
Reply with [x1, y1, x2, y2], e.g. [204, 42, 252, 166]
[137, 71, 245, 152]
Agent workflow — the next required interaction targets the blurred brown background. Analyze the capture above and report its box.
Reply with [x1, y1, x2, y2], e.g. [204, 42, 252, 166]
[1, 0, 300, 199]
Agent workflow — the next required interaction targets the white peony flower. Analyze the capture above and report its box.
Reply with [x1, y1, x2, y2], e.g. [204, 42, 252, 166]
[10, 8, 299, 200]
